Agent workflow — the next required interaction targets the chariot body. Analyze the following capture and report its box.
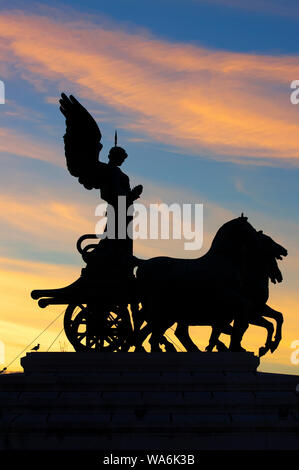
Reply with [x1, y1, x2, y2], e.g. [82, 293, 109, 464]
[31, 234, 141, 352]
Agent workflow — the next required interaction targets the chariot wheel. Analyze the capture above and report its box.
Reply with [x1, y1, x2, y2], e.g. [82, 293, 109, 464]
[64, 302, 133, 352]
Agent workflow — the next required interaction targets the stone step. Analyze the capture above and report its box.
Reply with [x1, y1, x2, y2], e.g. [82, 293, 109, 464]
[1, 372, 297, 392]
[0, 351, 298, 451]
[0, 390, 297, 414]
[20, 351, 260, 373]
[1, 410, 298, 431]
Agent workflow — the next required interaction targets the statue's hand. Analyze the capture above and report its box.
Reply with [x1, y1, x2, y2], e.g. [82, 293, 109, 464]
[131, 184, 143, 200]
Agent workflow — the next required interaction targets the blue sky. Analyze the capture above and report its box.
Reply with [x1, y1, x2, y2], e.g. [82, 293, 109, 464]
[29, 0, 299, 53]
[0, 0, 298, 372]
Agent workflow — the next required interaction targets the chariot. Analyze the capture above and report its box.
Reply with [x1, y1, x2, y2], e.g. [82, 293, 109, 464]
[31, 234, 140, 352]
[30, 94, 287, 357]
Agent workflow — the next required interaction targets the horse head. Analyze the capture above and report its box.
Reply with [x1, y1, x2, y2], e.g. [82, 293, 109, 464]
[256, 231, 288, 283]
[257, 231, 288, 260]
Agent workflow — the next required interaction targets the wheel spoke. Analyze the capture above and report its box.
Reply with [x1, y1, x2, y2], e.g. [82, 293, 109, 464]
[64, 303, 132, 352]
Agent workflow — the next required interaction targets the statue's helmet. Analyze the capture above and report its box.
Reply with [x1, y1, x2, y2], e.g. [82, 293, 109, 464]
[108, 130, 127, 164]
[108, 146, 127, 161]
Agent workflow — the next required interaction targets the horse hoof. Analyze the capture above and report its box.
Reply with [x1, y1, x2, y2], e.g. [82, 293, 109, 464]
[164, 345, 177, 352]
[150, 347, 163, 353]
[259, 346, 268, 357]
[216, 342, 228, 352]
[269, 343, 277, 353]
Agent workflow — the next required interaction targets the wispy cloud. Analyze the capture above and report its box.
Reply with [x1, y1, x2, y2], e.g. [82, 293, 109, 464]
[0, 9, 298, 165]
[0, 194, 93, 260]
[2, 99, 44, 122]
[0, 126, 61, 165]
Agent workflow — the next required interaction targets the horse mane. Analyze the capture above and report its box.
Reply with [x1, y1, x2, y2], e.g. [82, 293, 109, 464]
[268, 257, 283, 283]
[245, 231, 285, 284]
[209, 216, 252, 254]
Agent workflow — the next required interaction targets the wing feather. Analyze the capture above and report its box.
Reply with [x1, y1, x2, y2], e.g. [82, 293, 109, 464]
[59, 93, 104, 189]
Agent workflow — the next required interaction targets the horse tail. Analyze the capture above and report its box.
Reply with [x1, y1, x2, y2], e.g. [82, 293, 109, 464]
[130, 256, 147, 280]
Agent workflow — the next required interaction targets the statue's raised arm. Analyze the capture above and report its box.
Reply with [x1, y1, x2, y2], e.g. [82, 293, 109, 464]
[59, 93, 106, 190]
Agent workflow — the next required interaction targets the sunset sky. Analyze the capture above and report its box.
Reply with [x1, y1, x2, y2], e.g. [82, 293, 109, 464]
[0, 0, 298, 374]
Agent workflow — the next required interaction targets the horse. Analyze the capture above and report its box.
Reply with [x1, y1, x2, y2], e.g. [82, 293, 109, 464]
[132, 216, 287, 353]
[171, 230, 287, 356]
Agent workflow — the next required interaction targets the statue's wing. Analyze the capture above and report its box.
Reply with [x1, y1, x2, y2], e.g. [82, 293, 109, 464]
[59, 93, 104, 190]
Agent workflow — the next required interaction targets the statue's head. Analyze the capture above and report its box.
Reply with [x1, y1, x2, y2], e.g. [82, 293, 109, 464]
[108, 130, 127, 166]
[108, 146, 128, 166]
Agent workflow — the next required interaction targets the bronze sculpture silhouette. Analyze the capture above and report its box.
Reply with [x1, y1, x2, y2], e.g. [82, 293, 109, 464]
[59, 93, 143, 281]
[31, 94, 287, 356]
[133, 221, 286, 356]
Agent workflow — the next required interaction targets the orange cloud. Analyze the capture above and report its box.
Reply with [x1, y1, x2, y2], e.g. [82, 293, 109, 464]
[0, 10, 298, 163]
[0, 127, 61, 166]
[0, 174, 235, 258]
[0, 194, 92, 250]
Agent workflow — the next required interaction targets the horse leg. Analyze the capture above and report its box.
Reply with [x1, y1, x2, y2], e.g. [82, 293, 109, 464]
[216, 324, 233, 351]
[229, 317, 249, 352]
[263, 305, 283, 352]
[206, 326, 222, 352]
[159, 335, 177, 352]
[148, 327, 161, 352]
[174, 322, 201, 351]
[133, 323, 151, 351]
[129, 302, 147, 351]
[134, 323, 176, 352]
[149, 319, 173, 352]
[206, 322, 233, 352]
[131, 301, 143, 333]
[249, 316, 274, 357]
